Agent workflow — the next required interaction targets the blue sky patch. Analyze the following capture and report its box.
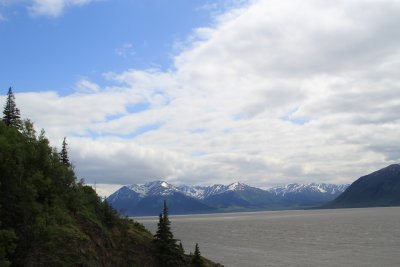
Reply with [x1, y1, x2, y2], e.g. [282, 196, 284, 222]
[115, 123, 163, 139]
[126, 102, 151, 114]
[280, 108, 310, 125]
[0, 0, 217, 94]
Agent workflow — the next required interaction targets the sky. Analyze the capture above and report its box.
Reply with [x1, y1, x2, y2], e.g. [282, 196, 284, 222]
[1, 0, 400, 196]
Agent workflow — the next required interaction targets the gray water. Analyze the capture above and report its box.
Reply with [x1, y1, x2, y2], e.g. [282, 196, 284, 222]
[135, 207, 400, 267]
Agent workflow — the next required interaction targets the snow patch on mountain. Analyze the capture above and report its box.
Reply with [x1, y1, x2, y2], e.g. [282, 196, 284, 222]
[125, 180, 179, 197]
[226, 182, 248, 191]
[177, 185, 207, 199]
[177, 184, 228, 199]
[267, 183, 348, 196]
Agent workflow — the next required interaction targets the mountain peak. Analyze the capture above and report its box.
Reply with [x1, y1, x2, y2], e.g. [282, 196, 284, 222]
[124, 180, 178, 197]
[227, 182, 249, 191]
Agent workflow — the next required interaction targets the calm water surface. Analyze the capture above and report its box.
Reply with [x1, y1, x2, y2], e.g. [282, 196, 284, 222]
[135, 207, 400, 267]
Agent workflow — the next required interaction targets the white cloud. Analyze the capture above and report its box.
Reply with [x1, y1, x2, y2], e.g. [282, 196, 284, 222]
[10, 0, 400, 188]
[29, 0, 94, 17]
[115, 43, 135, 58]
[88, 183, 124, 198]
[75, 79, 100, 94]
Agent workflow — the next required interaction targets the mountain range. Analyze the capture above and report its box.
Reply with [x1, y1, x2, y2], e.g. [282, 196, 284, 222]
[107, 181, 348, 216]
[323, 164, 400, 208]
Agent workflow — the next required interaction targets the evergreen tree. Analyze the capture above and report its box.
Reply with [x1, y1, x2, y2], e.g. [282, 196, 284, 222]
[178, 241, 185, 255]
[153, 200, 185, 266]
[2, 87, 21, 128]
[60, 137, 71, 167]
[102, 198, 117, 227]
[192, 243, 204, 267]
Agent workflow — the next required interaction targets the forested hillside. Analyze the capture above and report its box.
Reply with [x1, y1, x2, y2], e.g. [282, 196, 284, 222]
[0, 88, 218, 266]
[323, 164, 400, 208]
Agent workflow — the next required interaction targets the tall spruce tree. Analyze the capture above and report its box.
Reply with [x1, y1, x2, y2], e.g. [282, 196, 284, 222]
[153, 200, 184, 266]
[2, 87, 21, 128]
[60, 137, 71, 167]
[192, 243, 204, 267]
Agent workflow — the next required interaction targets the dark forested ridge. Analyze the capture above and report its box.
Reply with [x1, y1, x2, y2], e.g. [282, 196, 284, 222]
[0, 88, 219, 266]
[323, 164, 400, 208]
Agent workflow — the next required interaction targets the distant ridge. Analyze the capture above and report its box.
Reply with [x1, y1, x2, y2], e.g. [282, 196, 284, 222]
[107, 181, 216, 216]
[268, 183, 349, 208]
[108, 181, 347, 216]
[323, 164, 400, 208]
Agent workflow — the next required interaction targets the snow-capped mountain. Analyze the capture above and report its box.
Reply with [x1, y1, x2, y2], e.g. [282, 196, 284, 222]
[107, 181, 216, 216]
[202, 182, 277, 210]
[176, 182, 250, 199]
[107, 181, 179, 207]
[266, 183, 349, 207]
[107, 181, 348, 215]
[176, 184, 226, 199]
[226, 182, 252, 191]
[112, 181, 254, 200]
[268, 183, 349, 196]
[125, 181, 179, 197]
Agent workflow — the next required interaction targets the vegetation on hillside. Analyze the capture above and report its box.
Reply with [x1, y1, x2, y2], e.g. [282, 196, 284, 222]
[0, 88, 220, 266]
[323, 164, 400, 208]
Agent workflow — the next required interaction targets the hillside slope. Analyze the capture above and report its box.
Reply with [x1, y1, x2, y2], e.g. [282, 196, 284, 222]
[0, 120, 218, 266]
[324, 164, 400, 208]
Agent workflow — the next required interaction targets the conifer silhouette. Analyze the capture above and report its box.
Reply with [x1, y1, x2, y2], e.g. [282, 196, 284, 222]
[60, 137, 71, 167]
[2, 87, 21, 128]
[153, 200, 184, 266]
